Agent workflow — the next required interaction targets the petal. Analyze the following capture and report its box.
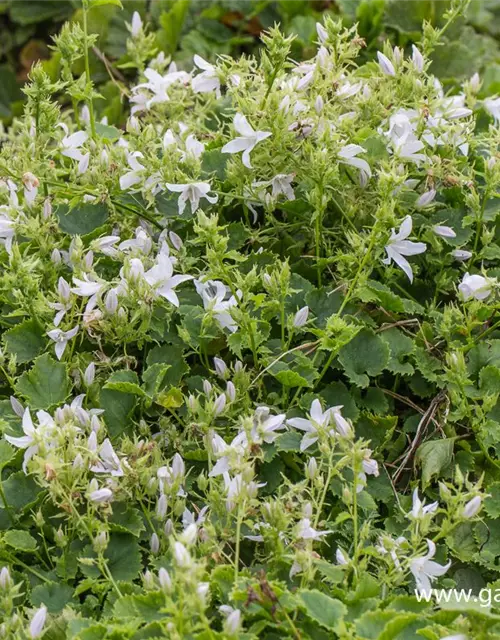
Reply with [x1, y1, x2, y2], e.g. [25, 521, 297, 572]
[390, 250, 414, 282]
[221, 138, 250, 154]
[287, 418, 314, 432]
[234, 113, 255, 137]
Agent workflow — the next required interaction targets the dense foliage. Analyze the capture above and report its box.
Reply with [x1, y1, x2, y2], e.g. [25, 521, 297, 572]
[5, 0, 500, 124]
[2, 0, 500, 638]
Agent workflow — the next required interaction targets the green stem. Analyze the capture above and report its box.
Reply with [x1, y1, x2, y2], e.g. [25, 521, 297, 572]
[82, 0, 96, 139]
[234, 500, 245, 582]
[315, 211, 322, 287]
[313, 450, 333, 529]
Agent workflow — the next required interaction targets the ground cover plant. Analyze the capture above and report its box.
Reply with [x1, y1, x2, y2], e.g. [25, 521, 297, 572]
[2, 0, 500, 637]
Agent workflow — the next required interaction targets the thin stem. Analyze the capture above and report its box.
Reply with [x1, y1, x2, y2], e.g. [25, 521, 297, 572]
[234, 499, 245, 582]
[315, 211, 322, 287]
[82, 0, 96, 139]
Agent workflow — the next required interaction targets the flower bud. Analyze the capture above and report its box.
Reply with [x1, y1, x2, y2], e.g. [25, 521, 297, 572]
[203, 380, 212, 395]
[315, 95, 324, 114]
[336, 548, 348, 565]
[214, 393, 226, 415]
[214, 357, 227, 378]
[226, 381, 236, 402]
[306, 457, 317, 480]
[51, 248, 62, 265]
[469, 72, 481, 93]
[150, 533, 160, 555]
[84, 362, 95, 387]
[0, 567, 11, 591]
[169, 231, 183, 250]
[224, 610, 241, 635]
[164, 518, 174, 536]
[43, 198, 52, 219]
[463, 496, 482, 519]
[158, 567, 172, 591]
[29, 606, 47, 639]
[143, 569, 155, 589]
[105, 289, 118, 314]
[173, 541, 191, 567]
[156, 494, 168, 519]
[10, 395, 23, 417]
[293, 306, 309, 328]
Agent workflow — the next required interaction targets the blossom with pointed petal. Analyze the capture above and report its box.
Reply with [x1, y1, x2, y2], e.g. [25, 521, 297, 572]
[47, 325, 79, 360]
[221, 114, 271, 169]
[433, 225, 456, 239]
[194, 279, 240, 332]
[120, 152, 145, 190]
[410, 539, 451, 595]
[165, 181, 217, 215]
[297, 518, 331, 540]
[338, 144, 371, 184]
[192, 55, 220, 95]
[144, 254, 193, 307]
[57, 123, 89, 174]
[408, 488, 438, 519]
[382, 216, 426, 282]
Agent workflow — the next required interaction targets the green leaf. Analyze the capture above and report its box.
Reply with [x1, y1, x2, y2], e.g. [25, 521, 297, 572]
[80, 533, 142, 582]
[484, 482, 500, 518]
[9, 1, 73, 25]
[104, 370, 147, 397]
[99, 387, 137, 440]
[480, 365, 500, 395]
[4, 319, 46, 364]
[142, 363, 170, 398]
[416, 438, 455, 487]
[380, 327, 415, 376]
[89, 0, 123, 8]
[1, 471, 42, 512]
[4, 529, 37, 551]
[158, 0, 190, 54]
[0, 66, 23, 118]
[56, 202, 109, 236]
[338, 329, 390, 388]
[299, 589, 347, 630]
[15, 354, 70, 409]
[31, 582, 74, 613]
[108, 503, 145, 537]
[95, 122, 121, 140]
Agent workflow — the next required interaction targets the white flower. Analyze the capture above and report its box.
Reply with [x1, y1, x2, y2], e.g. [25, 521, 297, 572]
[408, 488, 438, 519]
[90, 438, 124, 477]
[173, 541, 191, 567]
[297, 518, 331, 540]
[463, 496, 482, 518]
[192, 55, 220, 95]
[338, 144, 371, 184]
[120, 152, 145, 190]
[458, 273, 493, 301]
[293, 306, 309, 328]
[410, 539, 451, 595]
[336, 548, 349, 565]
[451, 249, 472, 261]
[47, 325, 79, 360]
[49, 277, 72, 327]
[286, 399, 331, 452]
[270, 174, 295, 200]
[165, 181, 218, 215]
[252, 406, 286, 444]
[181, 134, 205, 161]
[224, 609, 241, 635]
[316, 22, 328, 44]
[377, 51, 395, 76]
[57, 123, 89, 174]
[144, 254, 192, 307]
[22, 172, 39, 206]
[89, 487, 113, 504]
[71, 275, 104, 297]
[433, 225, 456, 239]
[221, 113, 271, 169]
[5, 408, 41, 472]
[382, 216, 426, 282]
[130, 11, 142, 37]
[30, 605, 47, 639]
[416, 189, 436, 208]
[484, 97, 500, 123]
[194, 279, 240, 333]
[411, 45, 424, 72]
